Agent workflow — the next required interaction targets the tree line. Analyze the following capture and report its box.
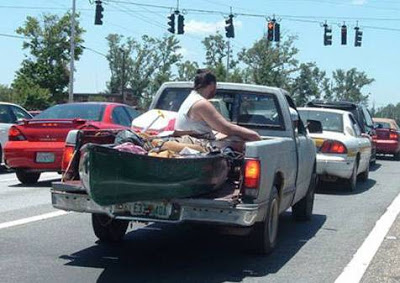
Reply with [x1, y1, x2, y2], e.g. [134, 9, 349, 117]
[2, 12, 397, 123]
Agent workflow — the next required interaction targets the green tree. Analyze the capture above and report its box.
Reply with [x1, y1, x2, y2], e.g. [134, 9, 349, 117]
[106, 34, 182, 108]
[0, 84, 13, 102]
[176, 60, 199, 81]
[374, 103, 400, 124]
[323, 68, 374, 104]
[13, 13, 85, 105]
[12, 76, 51, 110]
[290, 62, 326, 106]
[201, 32, 237, 81]
[238, 36, 299, 88]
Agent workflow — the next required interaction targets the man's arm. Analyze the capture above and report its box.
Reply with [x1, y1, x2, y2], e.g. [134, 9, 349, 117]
[192, 100, 261, 141]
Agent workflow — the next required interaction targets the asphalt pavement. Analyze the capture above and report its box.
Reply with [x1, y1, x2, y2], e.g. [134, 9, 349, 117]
[0, 159, 399, 283]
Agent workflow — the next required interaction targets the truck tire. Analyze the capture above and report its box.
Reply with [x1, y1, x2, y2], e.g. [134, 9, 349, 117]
[345, 161, 358, 192]
[16, 169, 41, 185]
[394, 151, 400, 161]
[92, 213, 128, 243]
[248, 187, 279, 255]
[292, 169, 316, 221]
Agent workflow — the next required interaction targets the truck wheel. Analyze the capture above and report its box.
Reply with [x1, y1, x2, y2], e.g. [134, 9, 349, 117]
[249, 187, 279, 255]
[394, 151, 400, 161]
[345, 161, 358, 192]
[292, 169, 316, 221]
[359, 163, 369, 182]
[16, 169, 41, 185]
[91, 213, 128, 243]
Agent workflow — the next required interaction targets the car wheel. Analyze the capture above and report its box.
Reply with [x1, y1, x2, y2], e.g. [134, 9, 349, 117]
[345, 161, 358, 191]
[394, 151, 400, 161]
[92, 213, 129, 243]
[16, 169, 41, 185]
[359, 162, 369, 182]
[292, 168, 316, 221]
[248, 187, 279, 255]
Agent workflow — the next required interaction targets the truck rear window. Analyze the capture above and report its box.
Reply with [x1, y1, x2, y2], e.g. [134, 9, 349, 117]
[35, 104, 105, 121]
[237, 94, 283, 128]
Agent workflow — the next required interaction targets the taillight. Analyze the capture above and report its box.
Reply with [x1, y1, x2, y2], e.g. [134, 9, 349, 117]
[320, 140, 347, 154]
[8, 126, 26, 141]
[389, 131, 399, 140]
[244, 159, 261, 189]
[62, 145, 75, 172]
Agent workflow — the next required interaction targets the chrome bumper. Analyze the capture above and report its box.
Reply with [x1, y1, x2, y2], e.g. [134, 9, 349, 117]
[51, 190, 265, 227]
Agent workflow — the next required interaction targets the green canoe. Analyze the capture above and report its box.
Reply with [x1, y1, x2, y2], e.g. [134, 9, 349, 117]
[81, 144, 230, 206]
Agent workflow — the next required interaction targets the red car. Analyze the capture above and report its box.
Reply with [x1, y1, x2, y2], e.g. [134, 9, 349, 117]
[4, 102, 139, 184]
[373, 118, 400, 160]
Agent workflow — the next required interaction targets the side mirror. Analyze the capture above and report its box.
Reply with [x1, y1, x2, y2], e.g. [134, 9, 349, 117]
[307, 119, 323, 134]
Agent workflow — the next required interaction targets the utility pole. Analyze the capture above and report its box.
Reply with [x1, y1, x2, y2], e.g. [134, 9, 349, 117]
[68, 0, 76, 103]
[226, 39, 230, 81]
[120, 48, 126, 104]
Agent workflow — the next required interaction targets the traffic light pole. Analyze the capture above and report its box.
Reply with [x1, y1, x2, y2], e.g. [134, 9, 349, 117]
[69, 0, 76, 103]
[226, 39, 230, 81]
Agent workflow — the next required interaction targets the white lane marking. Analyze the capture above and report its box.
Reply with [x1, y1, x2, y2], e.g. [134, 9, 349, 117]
[0, 211, 70, 230]
[335, 191, 400, 283]
[1, 177, 60, 182]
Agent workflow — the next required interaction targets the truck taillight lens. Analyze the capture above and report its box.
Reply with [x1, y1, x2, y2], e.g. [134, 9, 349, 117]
[62, 145, 75, 172]
[320, 140, 347, 154]
[389, 131, 399, 140]
[8, 126, 26, 141]
[244, 159, 261, 189]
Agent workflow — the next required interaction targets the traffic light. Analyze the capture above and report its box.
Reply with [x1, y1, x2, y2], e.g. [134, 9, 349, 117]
[274, 22, 280, 42]
[167, 13, 175, 34]
[177, 14, 185, 35]
[94, 0, 104, 25]
[355, 27, 363, 47]
[267, 20, 275, 41]
[341, 25, 347, 45]
[323, 24, 332, 46]
[225, 14, 234, 38]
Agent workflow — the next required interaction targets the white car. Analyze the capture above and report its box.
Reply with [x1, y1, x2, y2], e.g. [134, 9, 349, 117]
[0, 103, 32, 163]
[298, 107, 371, 191]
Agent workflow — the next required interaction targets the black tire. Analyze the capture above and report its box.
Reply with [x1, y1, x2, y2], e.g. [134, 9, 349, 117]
[292, 168, 316, 221]
[394, 151, 400, 161]
[16, 169, 41, 184]
[345, 161, 358, 192]
[359, 162, 369, 182]
[248, 187, 280, 255]
[92, 213, 128, 243]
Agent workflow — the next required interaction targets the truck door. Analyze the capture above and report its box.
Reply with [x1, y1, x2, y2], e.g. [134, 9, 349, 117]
[293, 117, 315, 202]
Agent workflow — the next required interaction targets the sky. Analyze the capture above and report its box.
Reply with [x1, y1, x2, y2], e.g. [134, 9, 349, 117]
[0, 0, 399, 108]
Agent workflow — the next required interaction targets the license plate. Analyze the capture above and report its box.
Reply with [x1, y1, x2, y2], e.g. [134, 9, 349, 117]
[130, 202, 172, 219]
[36, 152, 55, 163]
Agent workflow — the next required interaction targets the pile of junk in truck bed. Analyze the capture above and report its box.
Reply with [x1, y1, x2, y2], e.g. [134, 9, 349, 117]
[64, 129, 245, 206]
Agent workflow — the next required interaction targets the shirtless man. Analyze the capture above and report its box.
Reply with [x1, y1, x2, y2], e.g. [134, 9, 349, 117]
[175, 69, 261, 141]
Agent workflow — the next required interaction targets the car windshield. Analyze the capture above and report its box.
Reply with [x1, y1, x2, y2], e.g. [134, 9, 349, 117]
[35, 104, 105, 121]
[299, 110, 344, 133]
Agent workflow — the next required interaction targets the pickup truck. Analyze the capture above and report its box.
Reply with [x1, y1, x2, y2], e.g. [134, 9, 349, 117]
[51, 82, 318, 254]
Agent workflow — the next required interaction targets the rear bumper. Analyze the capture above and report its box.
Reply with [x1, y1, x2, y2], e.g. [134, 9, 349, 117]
[316, 154, 355, 179]
[375, 140, 400, 154]
[4, 141, 64, 171]
[51, 184, 265, 227]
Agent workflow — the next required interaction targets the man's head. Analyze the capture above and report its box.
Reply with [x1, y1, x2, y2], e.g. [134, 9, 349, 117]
[194, 69, 217, 99]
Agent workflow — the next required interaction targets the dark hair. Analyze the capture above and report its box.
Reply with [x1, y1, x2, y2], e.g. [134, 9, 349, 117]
[194, 69, 217, 90]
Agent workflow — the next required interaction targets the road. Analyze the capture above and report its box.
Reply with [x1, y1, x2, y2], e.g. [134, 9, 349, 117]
[0, 159, 399, 283]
